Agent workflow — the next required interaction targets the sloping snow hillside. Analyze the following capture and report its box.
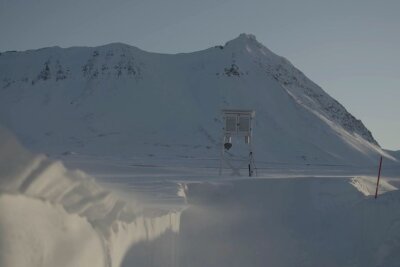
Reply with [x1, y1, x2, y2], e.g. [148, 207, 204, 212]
[0, 126, 181, 267]
[387, 150, 400, 161]
[0, 34, 395, 165]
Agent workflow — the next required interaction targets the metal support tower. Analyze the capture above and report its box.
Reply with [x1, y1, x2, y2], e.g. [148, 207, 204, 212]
[219, 109, 256, 177]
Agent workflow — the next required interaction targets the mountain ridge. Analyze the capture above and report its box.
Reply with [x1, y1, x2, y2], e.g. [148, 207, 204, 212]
[0, 33, 393, 165]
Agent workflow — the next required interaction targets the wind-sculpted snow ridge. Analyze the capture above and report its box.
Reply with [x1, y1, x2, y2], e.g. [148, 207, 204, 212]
[179, 178, 400, 267]
[0, 33, 396, 165]
[0, 126, 181, 267]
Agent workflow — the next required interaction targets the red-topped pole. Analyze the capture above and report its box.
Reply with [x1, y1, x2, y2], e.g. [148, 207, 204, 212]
[374, 156, 383, 199]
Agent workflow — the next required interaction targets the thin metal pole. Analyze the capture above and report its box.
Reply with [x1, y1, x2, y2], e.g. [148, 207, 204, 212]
[219, 133, 224, 176]
[374, 156, 383, 199]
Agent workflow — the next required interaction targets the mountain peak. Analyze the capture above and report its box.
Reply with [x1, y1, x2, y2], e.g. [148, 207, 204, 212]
[225, 33, 259, 46]
[222, 33, 275, 57]
[237, 33, 257, 41]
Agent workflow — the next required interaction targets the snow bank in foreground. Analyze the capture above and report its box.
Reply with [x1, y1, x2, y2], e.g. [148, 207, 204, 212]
[0, 194, 105, 267]
[0, 126, 181, 267]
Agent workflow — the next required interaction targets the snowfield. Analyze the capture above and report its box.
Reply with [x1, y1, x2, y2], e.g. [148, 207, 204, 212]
[2, 125, 400, 267]
[180, 178, 400, 267]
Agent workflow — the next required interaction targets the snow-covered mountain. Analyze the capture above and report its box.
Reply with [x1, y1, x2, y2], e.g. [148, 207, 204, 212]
[0, 34, 395, 165]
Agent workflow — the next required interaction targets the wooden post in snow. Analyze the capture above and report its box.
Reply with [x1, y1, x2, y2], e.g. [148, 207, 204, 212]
[374, 156, 383, 199]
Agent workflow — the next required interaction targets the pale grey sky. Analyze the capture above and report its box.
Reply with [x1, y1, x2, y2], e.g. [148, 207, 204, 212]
[1, 0, 399, 150]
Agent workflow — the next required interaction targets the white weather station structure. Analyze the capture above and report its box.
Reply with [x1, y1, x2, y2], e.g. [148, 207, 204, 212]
[219, 109, 256, 177]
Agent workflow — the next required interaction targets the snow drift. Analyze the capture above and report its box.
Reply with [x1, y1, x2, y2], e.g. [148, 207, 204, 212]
[0, 34, 395, 165]
[0, 126, 181, 267]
